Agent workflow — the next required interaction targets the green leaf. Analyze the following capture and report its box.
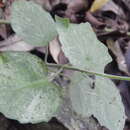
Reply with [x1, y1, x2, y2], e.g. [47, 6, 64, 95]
[0, 52, 62, 123]
[57, 22, 111, 72]
[11, 1, 57, 46]
[70, 72, 126, 130]
[55, 16, 70, 28]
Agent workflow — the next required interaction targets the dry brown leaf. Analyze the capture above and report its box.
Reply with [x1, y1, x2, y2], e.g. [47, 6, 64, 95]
[101, 0, 125, 18]
[49, 37, 61, 63]
[49, 37, 68, 64]
[0, 35, 34, 52]
[90, 0, 110, 12]
[107, 39, 129, 75]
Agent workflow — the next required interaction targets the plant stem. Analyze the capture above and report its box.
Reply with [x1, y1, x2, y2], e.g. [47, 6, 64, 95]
[0, 19, 10, 24]
[48, 69, 71, 80]
[46, 63, 130, 81]
[48, 66, 64, 81]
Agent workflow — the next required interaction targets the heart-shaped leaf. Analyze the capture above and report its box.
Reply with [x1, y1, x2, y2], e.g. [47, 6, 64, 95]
[11, 1, 57, 46]
[70, 72, 126, 130]
[0, 52, 62, 123]
[56, 21, 111, 72]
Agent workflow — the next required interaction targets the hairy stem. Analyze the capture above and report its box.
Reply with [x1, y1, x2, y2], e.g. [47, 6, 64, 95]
[46, 63, 130, 81]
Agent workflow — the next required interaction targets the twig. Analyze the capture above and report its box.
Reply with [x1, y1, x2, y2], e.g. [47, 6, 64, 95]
[0, 19, 10, 24]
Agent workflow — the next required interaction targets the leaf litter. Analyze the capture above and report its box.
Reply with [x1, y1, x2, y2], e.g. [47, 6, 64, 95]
[0, 0, 130, 130]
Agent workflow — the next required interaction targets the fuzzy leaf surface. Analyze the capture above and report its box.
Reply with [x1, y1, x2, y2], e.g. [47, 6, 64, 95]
[70, 72, 126, 130]
[11, 1, 57, 46]
[57, 22, 111, 72]
[0, 52, 61, 123]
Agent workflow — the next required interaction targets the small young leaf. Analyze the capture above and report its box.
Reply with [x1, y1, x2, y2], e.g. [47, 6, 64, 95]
[0, 52, 62, 123]
[55, 16, 70, 28]
[70, 72, 126, 130]
[11, 1, 57, 46]
[57, 22, 111, 72]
